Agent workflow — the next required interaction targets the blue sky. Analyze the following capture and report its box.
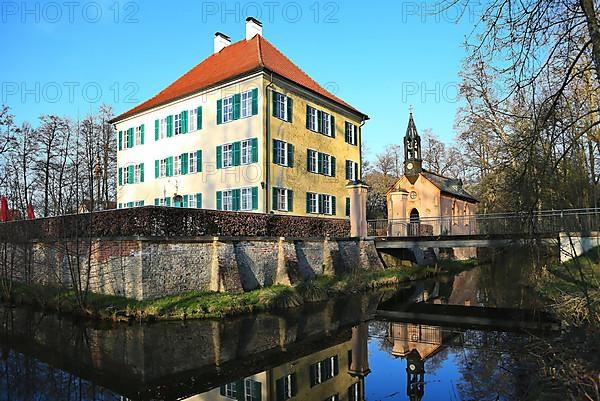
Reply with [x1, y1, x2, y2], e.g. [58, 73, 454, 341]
[0, 0, 478, 157]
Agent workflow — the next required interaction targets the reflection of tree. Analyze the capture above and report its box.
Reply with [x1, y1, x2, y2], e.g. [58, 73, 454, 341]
[370, 320, 393, 354]
[424, 347, 450, 376]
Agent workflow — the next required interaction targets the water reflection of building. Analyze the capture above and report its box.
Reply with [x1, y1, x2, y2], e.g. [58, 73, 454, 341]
[386, 323, 445, 401]
[185, 323, 370, 401]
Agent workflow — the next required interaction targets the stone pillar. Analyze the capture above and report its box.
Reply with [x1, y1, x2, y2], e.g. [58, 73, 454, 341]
[388, 190, 409, 236]
[349, 322, 370, 377]
[346, 181, 370, 238]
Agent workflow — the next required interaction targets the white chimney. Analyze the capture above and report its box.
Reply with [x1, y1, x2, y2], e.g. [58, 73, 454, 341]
[214, 32, 231, 53]
[245, 17, 263, 40]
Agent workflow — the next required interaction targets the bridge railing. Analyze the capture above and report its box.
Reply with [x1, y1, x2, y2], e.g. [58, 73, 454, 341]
[368, 208, 600, 237]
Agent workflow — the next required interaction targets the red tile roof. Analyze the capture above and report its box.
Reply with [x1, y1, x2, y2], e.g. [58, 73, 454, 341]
[110, 35, 367, 123]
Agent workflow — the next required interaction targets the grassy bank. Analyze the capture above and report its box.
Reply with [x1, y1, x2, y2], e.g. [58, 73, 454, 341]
[4, 259, 476, 322]
[531, 247, 600, 400]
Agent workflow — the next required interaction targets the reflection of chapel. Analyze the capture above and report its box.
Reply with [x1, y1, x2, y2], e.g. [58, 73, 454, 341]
[386, 112, 478, 236]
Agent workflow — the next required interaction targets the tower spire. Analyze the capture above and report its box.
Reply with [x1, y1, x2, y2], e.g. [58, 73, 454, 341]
[404, 111, 422, 178]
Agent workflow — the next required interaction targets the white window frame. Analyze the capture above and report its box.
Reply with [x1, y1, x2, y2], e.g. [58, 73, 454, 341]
[174, 113, 182, 135]
[308, 192, 318, 214]
[322, 112, 331, 136]
[348, 161, 357, 181]
[323, 194, 332, 215]
[174, 155, 181, 176]
[189, 152, 196, 174]
[241, 90, 252, 118]
[189, 108, 197, 132]
[222, 190, 233, 211]
[135, 126, 142, 146]
[135, 200, 144, 207]
[308, 106, 318, 131]
[276, 92, 287, 121]
[223, 143, 233, 168]
[223, 96, 234, 123]
[241, 187, 252, 211]
[134, 164, 141, 183]
[126, 129, 132, 148]
[308, 149, 318, 173]
[276, 140, 288, 166]
[283, 374, 293, 399]
[346, 123, 356, 145]
[188, 194, 197, 208]
[160, 159, 166, 178]
[158, 198, 166, 206]
[277, 188, 289, 211]
[224, 382, 237, 398]
[244, 378, 258, 401]
[323, 154, 332, 176]
[160, 118, 167, 139]
[241, 139, 252, 165]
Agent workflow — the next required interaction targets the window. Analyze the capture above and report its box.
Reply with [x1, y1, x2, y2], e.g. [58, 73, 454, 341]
[321, 112, 332, 136]
[223, 143, 233, 168]
[160, 159, 166, 178]
[275, 188, 292, 211]
[174, 113, 182, 135]
[274, 92, 288, 121]
[308, 149, 318, 173]
[135, 200, 144, 207]
[223, 96, 234, 123]
[323, 154, 332, 176]
[224, 382, 238, 399]
[241, 187, 252, 211]
[126, 128, 133, 148]
[188, 194, 197, 208]
[135, 126, 142, 146]
[348, 383, 360, 401]
[346, 160, 358, 181]
[244, 379, 260, 401]
[308, 106, 319, 131]
[323, 194, 333, 215]
[276, 373, 296, 401]
[241, 139, 252, 165]
[189, 108, 197, 131]
[222, 190, 233, 211]
[174, 155, 181, 176]
[308, 192, 319, 214]
[345, 122, 357, 145]
[160, 118, 167, 139]
[134, 164, 141, 183]
[241, 90, 253, 118]
[189, 152, 196, 173]
[310, 356, 338, 387]
[274, 140, 288, 166]
[324, 395, 339, 401]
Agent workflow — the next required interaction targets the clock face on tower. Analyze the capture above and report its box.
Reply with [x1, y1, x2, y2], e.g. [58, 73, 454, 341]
[406, 162, 414, 171]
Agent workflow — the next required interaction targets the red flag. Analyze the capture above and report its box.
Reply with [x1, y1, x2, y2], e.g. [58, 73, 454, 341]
[0, 197, 7, 222]
[27, 204, 35, 220]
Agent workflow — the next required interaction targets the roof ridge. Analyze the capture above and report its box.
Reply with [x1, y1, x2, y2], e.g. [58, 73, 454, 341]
[256, 35, 264, 67]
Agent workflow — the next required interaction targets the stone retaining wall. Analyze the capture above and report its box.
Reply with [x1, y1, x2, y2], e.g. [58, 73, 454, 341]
[9, 237, 384, 300]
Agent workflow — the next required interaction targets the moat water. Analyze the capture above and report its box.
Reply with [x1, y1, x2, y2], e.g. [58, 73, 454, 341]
[0, 248, 563, 401]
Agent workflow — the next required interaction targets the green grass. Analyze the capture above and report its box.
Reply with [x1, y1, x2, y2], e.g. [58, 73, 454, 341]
[3, 264, 445, 322]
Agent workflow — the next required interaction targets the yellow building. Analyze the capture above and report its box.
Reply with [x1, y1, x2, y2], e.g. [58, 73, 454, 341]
[110, 17, 368, 218]
[386, 112, 478, 236]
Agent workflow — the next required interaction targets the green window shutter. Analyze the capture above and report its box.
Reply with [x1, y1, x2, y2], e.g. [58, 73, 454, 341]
[318, 152, 324, 174]
[140, 124, 145, 144]
[216, 145, 222, 169]
[166, 197, 171, 207]
[216, 99, 222, 124]
[252, 187, 258, 210]
[272, 140, 278, 164]
[196, 193, 202, 208]
[306, 193, 311, 213]
[216, 191, 222, 210]
[166, 115, 173, 137]
[233, 94, 241, 120]
[251, 138, 258, 163]
[181, 153, 188, 175]
[317, 110, 323, 133]
[232, 189, 241, 211]
[183, 194, 188, 208]
[290, 373, 297, 397]
[331, 156, 336, 177]
[155, 119, 159, 141]
[354, 162, 359, 181]
[272, 187, 278, 211]
[140, 200, 144, 207]
[118, 203, 122, 209]
[129, 128, 135, 148]
[128, 201, 134, 208]
[272, 91, 279, 117]
[235, 381, 244, 401]
[219, 386, 226, 396]
[196, 150, 202, 172]
[140, 163, 144, 183]
[128, 165, 134, 184]
[197, 106, 202, 130]
[287, 190, 293, 212]
[154, 160, 159, 178]
[332, 196, 337, 215]
[318, 194, 324, 214]
[118, 131, 122, 150]
[251, 88, 258, 115]
[307, 149, 312, 171]
[118, 168, 122, 186]
[253, 381, 262, 401]
[181, 111, 188, 134]
[287, 97, 293, 123]
[346, 160, 351, 180]
[346, 197, 351, 216]
[167, 156, 173, 177]
[287, 143, 294, 168]
[330, 115, 336, 138]
[233, 141, 241, 166]
[154, 198, 159, 206]
[306, 106, 311, 129]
